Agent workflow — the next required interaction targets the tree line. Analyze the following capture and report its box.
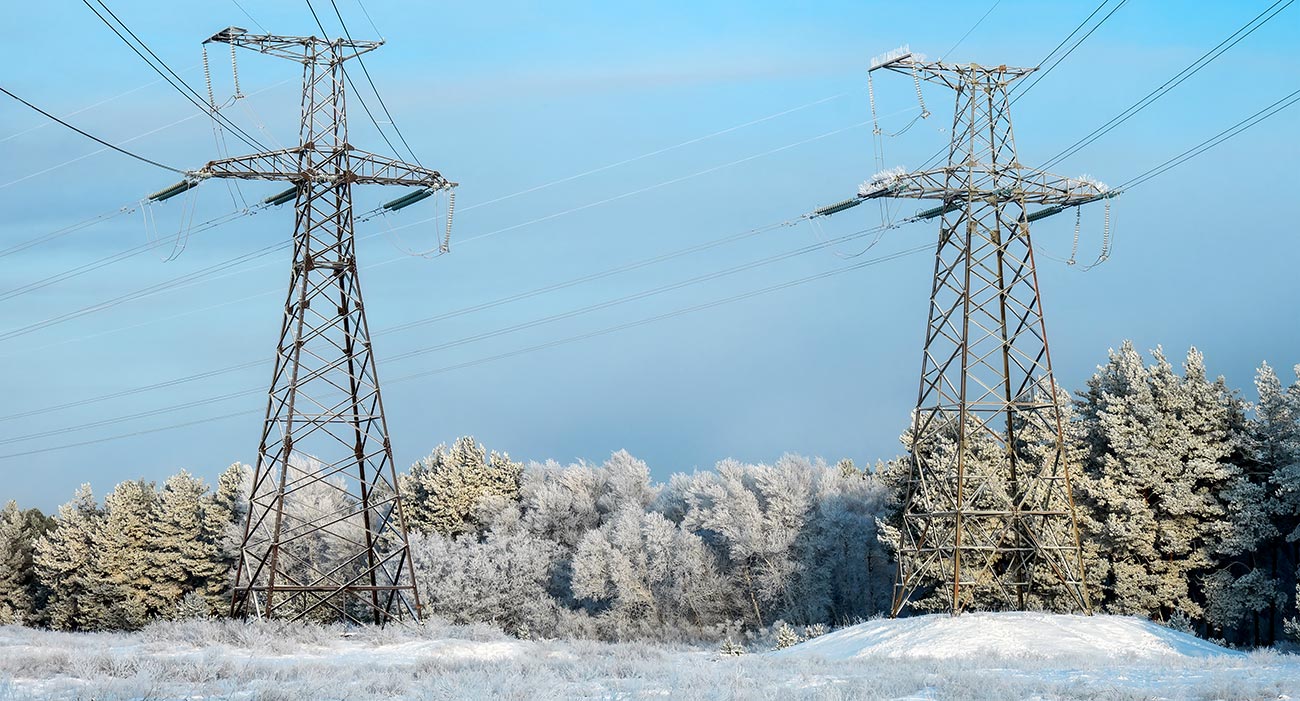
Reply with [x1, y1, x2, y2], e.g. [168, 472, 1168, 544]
[1, 342, 1296, 646]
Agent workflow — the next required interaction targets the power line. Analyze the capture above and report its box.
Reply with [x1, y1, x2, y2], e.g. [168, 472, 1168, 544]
[0, 86, 183, 173]
[1010, 0, 1129, 104]
[0, 207, 264, 305]
[0, 204, 139, 259]
[9, 87, 1296, 456]
[80, 0, 287, 166]
[1040, 0, 1294, 170]
[0, 214, 885, 434]
[301, 0, 409, 163]
[939, 0, 1002, 61]
[912, 0, 1122, 173]
[325, 0, 424, 166]
[0, 216, 798, 420]
[0, 243, 933, 459]
[0, 71, 187, 144]
[1116, 87, 1300, 191]
[2, 118, 869, 339]
[388, 120, 873, 238]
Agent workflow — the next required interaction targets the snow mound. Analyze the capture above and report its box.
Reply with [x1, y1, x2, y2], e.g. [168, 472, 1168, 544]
[773, 612, 1242, 661]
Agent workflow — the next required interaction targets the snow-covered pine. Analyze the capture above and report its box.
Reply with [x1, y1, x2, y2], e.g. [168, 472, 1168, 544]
[1075, 343, 1246, 626]
[150, 471, 224, 616]
[0, 501, 51, 625]
[32, 484, 102, 631]
[400, 436, 524, 536]
[86, 479, 162, 630]
[774, 620, 803, 649]
[203, 462, 250, 604]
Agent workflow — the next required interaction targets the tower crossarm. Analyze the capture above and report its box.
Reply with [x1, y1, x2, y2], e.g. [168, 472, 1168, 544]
[852, 166, 1114, 207]
[195, 147, 455, 190]
[870, 51, 1036, 90]
[205, 27, 382, 64]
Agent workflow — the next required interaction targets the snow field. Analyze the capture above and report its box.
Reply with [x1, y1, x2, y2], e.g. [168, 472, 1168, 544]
[0, 616, 1297, 700]
[774, 611, 1244, 661]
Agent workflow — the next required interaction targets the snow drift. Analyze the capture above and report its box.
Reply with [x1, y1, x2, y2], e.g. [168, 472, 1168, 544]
[773, 612, 1243, 661]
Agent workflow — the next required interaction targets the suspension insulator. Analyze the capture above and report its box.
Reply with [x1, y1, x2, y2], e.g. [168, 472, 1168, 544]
[263, 186, 299, 206]
[441, 190, 456, 254]
[148, 179, 199, 202]
[381, 189, 434, 211]
[812, 197, 864, 218]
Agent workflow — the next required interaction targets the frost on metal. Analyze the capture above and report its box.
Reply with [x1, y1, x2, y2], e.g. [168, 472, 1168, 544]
[1070, 174, 1110, 193]
[859, 166, 907, 197]
[870, 45, 924, 70]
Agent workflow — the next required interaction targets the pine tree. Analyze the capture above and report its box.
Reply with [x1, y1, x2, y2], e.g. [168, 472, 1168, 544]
[0, 501, 49, 625]
[203, 463, 249, 608]
[1075, 343, 1246, 624]
[87, 480, 161, 630]
[33, 485, 102, 631]
[400, 437, 523, 536]
[151, 471, 223, 616]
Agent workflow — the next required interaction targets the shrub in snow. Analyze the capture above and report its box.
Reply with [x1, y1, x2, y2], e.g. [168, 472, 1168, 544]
[774, 621, 802, 649]
[719, 636, 746, 656]
[174, 591, 212, 620]
[803, 623, 828, 640]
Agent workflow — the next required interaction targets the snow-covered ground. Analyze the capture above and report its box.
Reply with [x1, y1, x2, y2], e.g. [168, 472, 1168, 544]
[775, 611, 1242, 661]
[0, 614, 1296, 700]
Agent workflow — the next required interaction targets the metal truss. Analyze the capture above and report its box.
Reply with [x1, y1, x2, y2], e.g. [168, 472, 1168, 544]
[859, 55, 1106, 616]
[201, 27, 455, 625]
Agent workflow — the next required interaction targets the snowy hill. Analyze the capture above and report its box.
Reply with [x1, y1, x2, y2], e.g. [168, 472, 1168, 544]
[773, 612, 1242, 661]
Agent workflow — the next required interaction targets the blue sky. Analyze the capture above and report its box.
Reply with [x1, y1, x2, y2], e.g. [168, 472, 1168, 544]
[1, 1, 1297, 511]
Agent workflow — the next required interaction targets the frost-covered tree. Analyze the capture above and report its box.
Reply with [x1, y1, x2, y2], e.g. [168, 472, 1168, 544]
[203, 462, 250, 601]
[570, 506, 727, 633]
[1075, 343, 1246, 623]
[86, 479, 161, 630]
[410, 503, 561, 636]
[0, 502, 51, 625]
[400, 437, 523, 536]
[1206, 363, 1300, 645]
[150, 471, 223, 617]
[33, 484, 102, 631]
[670, 455, 891, 627]
[875, 412, 1013, 613]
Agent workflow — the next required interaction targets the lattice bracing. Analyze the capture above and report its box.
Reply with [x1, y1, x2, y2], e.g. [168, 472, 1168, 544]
[198, 27, 455, 625]
[854, 57, 1110, 616]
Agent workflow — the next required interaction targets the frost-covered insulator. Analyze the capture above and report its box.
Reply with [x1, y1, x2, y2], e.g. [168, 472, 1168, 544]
[867, 72, 882, 136]
[1100, 201, 1112, 260]
[911, 64, 930, 119]
[1067, 207, 1080, 266]
[441, 190, 455, 254]
[230, 42, 243, 99]
[202, 45, 217, 110]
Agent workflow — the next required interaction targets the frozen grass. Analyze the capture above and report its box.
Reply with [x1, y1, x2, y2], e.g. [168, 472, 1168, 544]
[1, 618, 1297, 700]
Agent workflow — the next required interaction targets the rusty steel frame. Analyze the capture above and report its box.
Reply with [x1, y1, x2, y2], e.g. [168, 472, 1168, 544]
[201, 28, 454, 625]
[862, 58, 1105, 616]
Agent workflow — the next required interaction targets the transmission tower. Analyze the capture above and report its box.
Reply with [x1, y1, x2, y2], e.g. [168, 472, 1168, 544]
[813, 48, 1115, 616]
[154, 27, 454, 624]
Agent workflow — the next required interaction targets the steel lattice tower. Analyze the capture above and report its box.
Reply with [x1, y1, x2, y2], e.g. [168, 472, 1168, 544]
[825, 51, 1115, 615]
[188, 28, 453, 624]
